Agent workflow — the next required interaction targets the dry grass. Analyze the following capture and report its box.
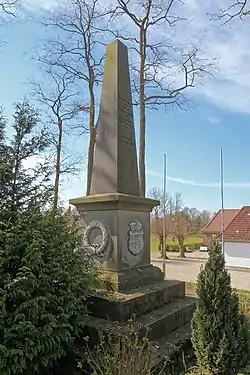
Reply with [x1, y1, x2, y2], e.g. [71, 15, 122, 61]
[83, 321, 167, 375]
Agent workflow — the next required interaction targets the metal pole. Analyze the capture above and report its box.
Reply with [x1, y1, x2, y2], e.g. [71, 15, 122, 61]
[220, 148, 225, 255]
[162, 153, 167, 278]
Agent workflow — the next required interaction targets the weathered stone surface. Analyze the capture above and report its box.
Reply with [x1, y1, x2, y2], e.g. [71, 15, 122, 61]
[69, 40, 160, 290]
[89, 280, 185, 322]
[69, 195, 160, 291]
[69, 193, 159, 212]
[138, 296, 196, 341]
[86, 296, 196, 343]
[100, 264, 164, 292]
[89, 40, 140, 196]
[153, 321, 193, 366]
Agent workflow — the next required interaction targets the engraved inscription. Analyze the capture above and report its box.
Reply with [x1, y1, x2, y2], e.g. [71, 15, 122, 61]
[119, 97, 134, 145]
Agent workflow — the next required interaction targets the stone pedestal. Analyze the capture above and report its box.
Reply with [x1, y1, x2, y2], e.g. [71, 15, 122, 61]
[69, 192, 164, 292]
[85, 280, 196, 366]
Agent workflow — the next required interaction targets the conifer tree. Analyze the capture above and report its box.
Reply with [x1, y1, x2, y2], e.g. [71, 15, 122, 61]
[0, 100, 52, 222]
[0, 101, 98, 374]
[191, 239, 249, 375]
[0, 109, 9, 220]
[0, 208, 98, 375]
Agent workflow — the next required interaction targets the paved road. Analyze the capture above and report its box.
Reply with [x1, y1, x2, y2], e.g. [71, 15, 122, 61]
[152, 258, 250, 291]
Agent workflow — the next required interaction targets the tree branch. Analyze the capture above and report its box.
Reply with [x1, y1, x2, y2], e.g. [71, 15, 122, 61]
[0, 0, 19, 16]
[212, 0, 249, 24]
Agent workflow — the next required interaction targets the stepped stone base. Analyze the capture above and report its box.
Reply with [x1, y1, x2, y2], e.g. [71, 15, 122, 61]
[154, 322, 193, 367]
[86, 278, 197, 366]
[89, 279, 185, 322]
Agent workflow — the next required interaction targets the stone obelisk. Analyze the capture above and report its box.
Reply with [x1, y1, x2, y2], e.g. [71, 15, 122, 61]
[90, 40, 140, 197]
[69, 40, 163, 292]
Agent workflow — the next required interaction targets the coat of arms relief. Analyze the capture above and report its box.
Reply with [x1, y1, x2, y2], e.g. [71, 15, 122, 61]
[123, 220, 144, 267]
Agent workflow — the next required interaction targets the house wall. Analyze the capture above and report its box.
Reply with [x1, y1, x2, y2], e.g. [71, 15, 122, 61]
[225, 241, 250, 268]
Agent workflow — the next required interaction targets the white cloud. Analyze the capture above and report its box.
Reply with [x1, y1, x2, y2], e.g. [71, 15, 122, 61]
[180, 0, 250, 114]
[147, 170, 250, 188]
[144, 0, 250, 114]
[22, 154, 45, 169]
[23, 0, 59, 11]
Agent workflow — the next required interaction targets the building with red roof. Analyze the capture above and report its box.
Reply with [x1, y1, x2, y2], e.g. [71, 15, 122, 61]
[202, 206, 250, 268]
[202, 209, 239, 247]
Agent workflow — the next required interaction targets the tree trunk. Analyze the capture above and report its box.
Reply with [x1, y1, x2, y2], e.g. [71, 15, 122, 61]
[179, 244, 185, 258]
[165, 234, 168, 259]
[158, 234, 168, 259]
[86, 77, 95, 195]
[139, 27, 146, 197]
[53, 118, 62, 211]
[159, 234, 163, 257]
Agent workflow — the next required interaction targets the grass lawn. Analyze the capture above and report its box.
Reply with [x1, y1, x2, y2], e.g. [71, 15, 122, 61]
[151, 234, 203, 253]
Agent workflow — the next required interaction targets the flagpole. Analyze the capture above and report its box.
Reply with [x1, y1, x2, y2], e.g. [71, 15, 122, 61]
[220, 148, 225, 255]
[162, 153, 167, 278]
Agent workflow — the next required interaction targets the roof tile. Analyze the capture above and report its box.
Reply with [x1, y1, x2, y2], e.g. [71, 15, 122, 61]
[202, 209, 239, 233]
[223, 206, 250, 242]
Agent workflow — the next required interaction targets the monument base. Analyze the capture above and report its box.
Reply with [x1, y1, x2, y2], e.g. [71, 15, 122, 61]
[69, 192, 159, 273]
[100, 264, 164, 292]
[85, 279, 196, 367]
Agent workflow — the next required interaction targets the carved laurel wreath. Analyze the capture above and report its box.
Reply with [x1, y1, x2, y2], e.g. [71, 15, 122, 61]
[83, 220, 110, 258]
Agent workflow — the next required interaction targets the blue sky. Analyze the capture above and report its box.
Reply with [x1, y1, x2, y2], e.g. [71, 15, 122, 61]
[1, 0, 250, 213]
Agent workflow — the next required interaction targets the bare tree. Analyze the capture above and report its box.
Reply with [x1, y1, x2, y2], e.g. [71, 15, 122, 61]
[108, 0, 214, 196]
[38, 0, 109, 195]
[0, 0, 19, 16]
[184, 207, 200, 234]
[199, 210, 213, 230]
[149, 187, 165, 255]
[175, 205, 213, 235]
[31, 70, 86, 211]
[150, 188, 212, 256]
[149, 187, 173, 257]
[170, 192, 191, 258]
[214, 0, 249, 23]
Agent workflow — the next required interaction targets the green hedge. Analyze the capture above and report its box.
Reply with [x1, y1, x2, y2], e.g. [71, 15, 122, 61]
[0, 210, 98, 375]
[165, 243, 201, 252]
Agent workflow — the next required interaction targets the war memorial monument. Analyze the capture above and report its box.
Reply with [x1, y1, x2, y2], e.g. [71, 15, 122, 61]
[69, 39, 196, 361]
